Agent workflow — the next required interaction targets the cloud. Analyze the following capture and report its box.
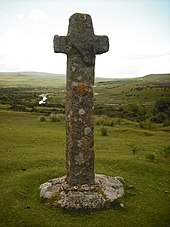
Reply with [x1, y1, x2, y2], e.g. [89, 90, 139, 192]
[127, 51, 170, 60]
[0, 63, 20, 72]
[123, 44, 170, 60]
[16, 14, 24, 19]
[28, 9, 47, 21]
[0, 29, 25, 54]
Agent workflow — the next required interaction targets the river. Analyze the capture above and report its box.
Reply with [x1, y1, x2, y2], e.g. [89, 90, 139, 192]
[39, 94, 48, 105]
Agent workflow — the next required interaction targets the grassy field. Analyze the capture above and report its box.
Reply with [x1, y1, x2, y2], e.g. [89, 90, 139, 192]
[0, 109, 169, 226]
[0, 72, 169, 226]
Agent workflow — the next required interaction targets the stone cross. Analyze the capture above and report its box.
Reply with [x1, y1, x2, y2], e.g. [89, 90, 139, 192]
[40, 13, 123, 210]
[53, 13, 109, 186]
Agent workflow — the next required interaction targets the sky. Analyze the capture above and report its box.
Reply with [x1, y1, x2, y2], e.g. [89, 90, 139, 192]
[0, 0, 170, 78]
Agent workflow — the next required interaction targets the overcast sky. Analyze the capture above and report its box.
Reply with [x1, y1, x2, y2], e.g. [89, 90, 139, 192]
[0, 0, 170, 78]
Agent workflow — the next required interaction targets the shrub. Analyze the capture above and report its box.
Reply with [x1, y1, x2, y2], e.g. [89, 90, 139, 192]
[101, 127, 108, 136]
[150, 113, 166, 123]
[155, 98, 170, 113]
[9, 104, 26, 112]
[95, 116, 114, 127]
[49, 113, 57, 122]
[38, 116, 46, 122]
[49, 113, 65, 122]
[124, 104, 147, 121]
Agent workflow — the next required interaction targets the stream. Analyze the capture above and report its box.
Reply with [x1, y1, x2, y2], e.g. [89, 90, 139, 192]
[39, 94, 48, 105]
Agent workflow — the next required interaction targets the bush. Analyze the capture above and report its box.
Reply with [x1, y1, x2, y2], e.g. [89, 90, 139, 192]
[38, 116, 46, 122]
[123, 104, 147, 121]
[49, 113, 65, 122]
[155, 98, 170, 113]
[101, 127, 108, 136]
[95, 116, 114, 127]
[9, 104, 26, 112]
[150, 113, 166, 123]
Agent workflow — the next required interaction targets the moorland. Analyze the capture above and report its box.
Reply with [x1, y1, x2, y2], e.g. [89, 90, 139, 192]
[0, 72, 170, 226]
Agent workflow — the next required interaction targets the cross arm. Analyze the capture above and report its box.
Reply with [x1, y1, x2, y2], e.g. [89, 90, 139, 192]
[53, 35, 68, 54]
[94, 35, 109, 55]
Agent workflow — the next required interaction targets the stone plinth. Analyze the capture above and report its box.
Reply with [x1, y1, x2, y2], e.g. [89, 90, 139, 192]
[40, 174, 124, 210]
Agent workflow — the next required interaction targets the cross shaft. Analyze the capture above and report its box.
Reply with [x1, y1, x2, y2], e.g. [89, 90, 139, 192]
[54, 13, 109, 186]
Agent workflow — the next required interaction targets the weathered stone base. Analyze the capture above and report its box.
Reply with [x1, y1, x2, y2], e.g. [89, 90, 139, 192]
[39, 174, 124, 210]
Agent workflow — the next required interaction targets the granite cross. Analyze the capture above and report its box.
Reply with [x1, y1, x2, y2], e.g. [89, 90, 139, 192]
[54, 13, 109, 186]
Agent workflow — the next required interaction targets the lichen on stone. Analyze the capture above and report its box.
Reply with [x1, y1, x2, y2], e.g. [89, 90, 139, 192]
[79, 109, 85, 115]
[84, 127, 92, 135]
[75, 152, 84, 165]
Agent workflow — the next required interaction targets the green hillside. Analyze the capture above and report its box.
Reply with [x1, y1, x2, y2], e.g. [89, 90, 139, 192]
[0, 72, 65, 88]
[94, 74, 170, 105]
[142, 73, 170, 81]
[0, 72, 169, 123]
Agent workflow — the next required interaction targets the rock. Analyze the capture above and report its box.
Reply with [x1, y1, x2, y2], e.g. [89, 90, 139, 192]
[39, 180, 62, 199]
[120, 203, 125, 208]
[49, 176, 66, 185]
[128, 185, 135, 189]
[81, 184, 91, 191]
[115, 176, 125, 183]
[95, 174, 124, 202]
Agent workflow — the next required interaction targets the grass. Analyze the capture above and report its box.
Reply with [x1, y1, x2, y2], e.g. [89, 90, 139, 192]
[0, 109, 170, 226]
[0, 72, 169, 226]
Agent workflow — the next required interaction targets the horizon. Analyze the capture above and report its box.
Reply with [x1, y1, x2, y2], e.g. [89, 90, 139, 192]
[0, 0, 170, 78]
[1, 70, 170, 80]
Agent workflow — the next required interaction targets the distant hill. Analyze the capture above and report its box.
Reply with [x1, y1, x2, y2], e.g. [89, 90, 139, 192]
[0, 72, 169, 88]
[0, 71, 169, 81]
[140, 74, 170, 81]
[0, 72, 66, 88]
[0, 71, 65, 77]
